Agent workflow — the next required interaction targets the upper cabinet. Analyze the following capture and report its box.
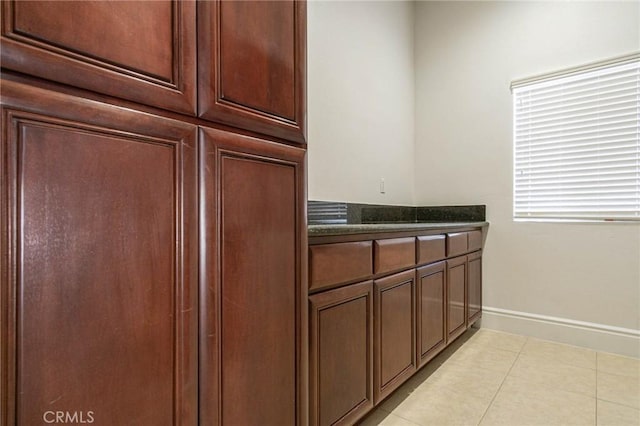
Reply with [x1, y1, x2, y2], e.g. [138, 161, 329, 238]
[1, 0, 307, 144]
[198, 1, 307, 144]
[0, 0, 197, 114]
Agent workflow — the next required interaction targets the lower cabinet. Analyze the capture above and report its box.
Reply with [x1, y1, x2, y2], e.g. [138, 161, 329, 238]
[309, 281, 374, 426]
[199, 127, 307, 425]
[446, 255, 467, 342]
[416, 261, 447, 367]
[373, 270, 417, 403]
[468, 251, 482, 325]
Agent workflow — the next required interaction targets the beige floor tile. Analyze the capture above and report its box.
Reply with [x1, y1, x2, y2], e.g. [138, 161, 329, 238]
[521, 338, 597, 369]
[597, 400, 640, 426]
[446, 344, 519, 374]
[597, 352, 640, 379]
[358, 408, 420, 426]
[466, 329, 528, 353]
[424, 358, 506, 400]
[480, 375, 596, 426]
[598, 371, 640, 409]
[509, 353, 596, 397]
[387, 383, 492, 426]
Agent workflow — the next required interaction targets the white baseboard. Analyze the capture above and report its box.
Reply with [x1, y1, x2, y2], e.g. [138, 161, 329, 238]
[479, 306, 640, 358]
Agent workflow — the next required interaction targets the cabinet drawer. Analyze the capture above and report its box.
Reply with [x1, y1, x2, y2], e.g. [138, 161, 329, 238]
[309, 242, 373, 291]
[468, 230, 483, 252]
[417, 235, 446, 265]
[374, 237, 416, 274]
[447, 232, 468, 257]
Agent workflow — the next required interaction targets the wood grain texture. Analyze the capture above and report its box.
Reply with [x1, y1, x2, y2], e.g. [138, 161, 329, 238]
[417, 234, 446, 266]
[309, 241, 373, 291]
[0, 79, 198, 425]
[446, 256, 467, 342]
[198, 0, 307, 144]
[467, 251, 482, 326]
[416, 261, 447, 367]
[446, 232, 468, 257]
[373, 237, 416, 275]
[199, 127, 307, 426]
[373, 270, 416, 404]
[1, 1, 196, 114]
[468, 230, 483, 252]
[309, 281, 373, 426]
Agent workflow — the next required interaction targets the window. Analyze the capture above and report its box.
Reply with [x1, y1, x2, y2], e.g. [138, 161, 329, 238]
[512, 54, 640, 222]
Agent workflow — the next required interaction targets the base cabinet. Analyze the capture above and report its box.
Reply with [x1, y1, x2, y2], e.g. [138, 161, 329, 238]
[309, 281, 374, 426]
[467, 251, 482, 325]
[446, 255, 467, 342]
[416, 261, 447, 367]
[374, 270, 417, 403]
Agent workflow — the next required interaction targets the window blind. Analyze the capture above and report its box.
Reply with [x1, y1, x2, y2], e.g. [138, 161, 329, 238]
[512, 55, 640, 221]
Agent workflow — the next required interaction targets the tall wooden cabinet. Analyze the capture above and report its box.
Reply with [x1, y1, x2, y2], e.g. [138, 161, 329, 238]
[1, 1, 307, 425]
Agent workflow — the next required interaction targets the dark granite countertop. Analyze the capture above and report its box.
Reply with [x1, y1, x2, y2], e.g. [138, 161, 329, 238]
[308, 221, 489, 236]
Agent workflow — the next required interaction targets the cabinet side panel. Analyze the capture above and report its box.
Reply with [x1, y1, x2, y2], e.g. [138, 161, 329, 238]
[468, 253, 482, 323]
[220, 155, 296, 425]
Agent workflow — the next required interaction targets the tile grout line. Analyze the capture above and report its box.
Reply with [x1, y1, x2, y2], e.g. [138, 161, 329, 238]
[475, 337, 529, 426]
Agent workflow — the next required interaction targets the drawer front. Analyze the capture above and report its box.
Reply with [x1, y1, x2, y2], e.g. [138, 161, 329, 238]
[374, 237, 416, 274]
[468, 230, 483, 252]
[309, 242, 373, 291]
[417, 235, 446, 265]
[447, 232, 468, 257]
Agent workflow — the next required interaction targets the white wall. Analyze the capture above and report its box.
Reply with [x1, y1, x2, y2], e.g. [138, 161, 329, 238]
[308, 0, 415, 205]
[414, 1, 640, 356]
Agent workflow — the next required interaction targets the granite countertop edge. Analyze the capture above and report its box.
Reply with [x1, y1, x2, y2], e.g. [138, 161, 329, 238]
[308, 221, 489, 236]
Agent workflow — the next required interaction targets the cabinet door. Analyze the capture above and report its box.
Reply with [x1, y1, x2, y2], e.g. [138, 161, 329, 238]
[0, 79, 198, 425]
[198, 0, 307, 144]
[416, 261, 447, 367]
[309, 282, 374, 426]
[1, 1, 196, 114]
[199, 127, 307, 425]
[373, 270, 416, 404]
[446, 256, 467, 342]
[467, 251, 482, 326]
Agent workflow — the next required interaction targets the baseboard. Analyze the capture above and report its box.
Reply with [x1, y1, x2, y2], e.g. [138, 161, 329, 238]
[479, 306, 640, 358]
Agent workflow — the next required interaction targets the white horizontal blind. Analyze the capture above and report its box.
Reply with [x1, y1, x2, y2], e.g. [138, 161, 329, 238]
[513, 57, 640, 221]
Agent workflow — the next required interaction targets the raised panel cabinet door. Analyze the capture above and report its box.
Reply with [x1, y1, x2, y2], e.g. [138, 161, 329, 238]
[467, 251, 482, 326]
[199, 127, 307, 425]
[1, 1, 196, 114]
[198, 0, 307, 144]
[446, 256, 467, 342]
[0, 79, 198, 425]
[373, 269, 416, 404]
[309, 281, 374, 426]
[416, 261, 447, 367]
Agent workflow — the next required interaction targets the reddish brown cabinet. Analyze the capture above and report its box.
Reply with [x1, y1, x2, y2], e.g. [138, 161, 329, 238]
[0, 80, 198, 425]
[1, 0, 197, 114]
[416, 261, 447, 367]
[468, 251, 482, 325]
[198, 0, 307, 144]
[199, 127, 306, 425]
[309, 281, 374, 426]
[373, 270, 417, 403]
[446, 255, 467, 342]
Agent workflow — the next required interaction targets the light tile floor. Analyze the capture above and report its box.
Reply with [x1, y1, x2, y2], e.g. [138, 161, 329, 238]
[358, 328, 640, 426]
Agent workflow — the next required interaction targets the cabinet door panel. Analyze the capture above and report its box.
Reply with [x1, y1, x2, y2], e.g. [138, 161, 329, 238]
[374, 270, 416, 403]
[447, 256, 467, 342]
[200, 127, 306, 425]
[198, 0, 306, 144]
[309, 281, 374, 426]
[416, 262, 447, 367]
[1, 1, 196, 114]
[1, 80, 197, 425]
[467, 251, 482, 325]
